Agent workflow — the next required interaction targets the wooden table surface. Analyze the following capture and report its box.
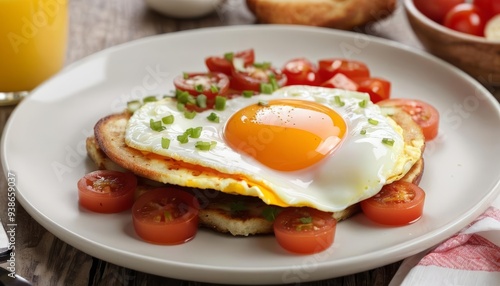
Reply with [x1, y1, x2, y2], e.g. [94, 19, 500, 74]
[1, 0, 499, 285]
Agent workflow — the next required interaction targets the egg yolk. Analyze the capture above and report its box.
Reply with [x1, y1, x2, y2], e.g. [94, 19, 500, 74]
[224, 99, 346, 171]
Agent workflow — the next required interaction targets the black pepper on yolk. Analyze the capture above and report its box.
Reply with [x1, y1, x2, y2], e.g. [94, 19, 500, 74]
[224, 99, 347, 171]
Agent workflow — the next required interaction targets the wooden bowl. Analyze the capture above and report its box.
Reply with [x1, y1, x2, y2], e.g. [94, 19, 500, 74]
[404, 0, 500, 85]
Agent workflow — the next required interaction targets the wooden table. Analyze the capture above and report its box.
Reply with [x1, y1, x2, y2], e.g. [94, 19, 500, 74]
[1, 0, 498, 285]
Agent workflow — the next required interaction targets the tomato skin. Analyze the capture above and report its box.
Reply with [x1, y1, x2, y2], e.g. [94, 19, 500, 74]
[360, 181, 426, 226]
[132, 188, 200, 245]
[317, 59, 370, 83]
[231, 65, 287, 92]
[443, 3, 489, 36]
[473, 0, 500, 19]
[282, 58, 321, 86]
[320, 73, 358, 91]
[413, 0, 465, 23]
[377, 98, 440, 141]
[77, 170, 137, 213]
[173, 72, 229, 99]
[205, 49, 255, 75]
[354, 77, 391, 103]
[273, 207, 337, 254]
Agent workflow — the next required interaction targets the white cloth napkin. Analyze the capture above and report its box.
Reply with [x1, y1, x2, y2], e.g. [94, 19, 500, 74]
[389, 194, 500, 286]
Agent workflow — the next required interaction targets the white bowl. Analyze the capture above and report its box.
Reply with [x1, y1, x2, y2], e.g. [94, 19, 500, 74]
[144, 0, 224, 18]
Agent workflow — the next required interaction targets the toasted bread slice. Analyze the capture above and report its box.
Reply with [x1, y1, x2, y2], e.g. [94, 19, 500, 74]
[88, 105, 425, 236]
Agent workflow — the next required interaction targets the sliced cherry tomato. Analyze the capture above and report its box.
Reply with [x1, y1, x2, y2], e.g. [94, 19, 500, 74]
[173, 72, 230, 99]
[443, 3, 489, 36]
[317, 59, 370, 83]
[282, 58, 320, 86]
[77, 170, 137, 213]
[360, 181, 426, 226]
[132, 188, 200, 245]
[413, 0, 465, 23]
[354, 77, 391, 103]
[377, 98, 440, 141]
[273, 207, 337, 254]
[231, 63, 287, 92]
[320, 73, 358, 91]
[205, 49, 255, 75]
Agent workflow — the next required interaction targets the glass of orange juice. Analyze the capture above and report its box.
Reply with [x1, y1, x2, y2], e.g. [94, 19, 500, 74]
[0, 0, 68, 105]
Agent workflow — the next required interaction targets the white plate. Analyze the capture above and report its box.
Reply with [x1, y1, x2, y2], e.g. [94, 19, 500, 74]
[2, 26, 500, 284]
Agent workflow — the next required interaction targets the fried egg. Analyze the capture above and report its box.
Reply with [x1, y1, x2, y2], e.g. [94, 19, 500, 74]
[125, 86, 422, 212]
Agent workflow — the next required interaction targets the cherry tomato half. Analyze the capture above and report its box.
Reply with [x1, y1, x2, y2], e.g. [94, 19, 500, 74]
[377, 98, 440, 141]
[231, 63, 287, 92]
[282, 58, 320, 86]
[205, 49, 255, 75]
[132, 188, 200, 245]
[77, 170, 137, 213]
[317, 59, 370, 83]
[443, 3, 489, 36]
[354, 77, 391, 103]
[273, 207, 337, 254]
[173, 72, 230, 99]
[413, 0, 465, 23]
[360, 181, 426, 226]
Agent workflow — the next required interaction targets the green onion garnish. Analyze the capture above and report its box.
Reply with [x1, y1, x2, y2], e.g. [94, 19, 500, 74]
[258, 100, 269, 107]
[177, 133, 189, 144]
[269, 76, 279, 91]
[242, 90, 254, 98]
[161, 137, 171, 149]
[143, 95, 157, 103]
[207, 112, 220, 123]
[360, 129, 367, 135]
[210, 85, 219, 93]
[334, 96, 345, 107]
[253, 62, 271, 69]
[190, 126, 203, 138]
[176, 91, 196, 105]
[176, 102, 186, 112]
[127, 100, 142, 113]
[368, 118, 379, 125]
[184, 110, 197, 119]
[382, 138, 395, 146]
[215, 95, 226, 111]
[299, 216, 313, 224]
[260, 83, 273, 94]
[183, 72, 189, 80]
[195, 84, 204, 93]
[149, 119, 165, 132]
[359, 99, 368, 108]
[196, 94, 207, 109]
[262, 207, 281, 222]
[162, 115, 174, 125]
[195, 141, 217, 151]
[230, 201, 247, 213]
[224, 52, 234, 61]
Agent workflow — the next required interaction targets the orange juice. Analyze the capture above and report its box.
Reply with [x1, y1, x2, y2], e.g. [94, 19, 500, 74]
[0, 0, 68, 92]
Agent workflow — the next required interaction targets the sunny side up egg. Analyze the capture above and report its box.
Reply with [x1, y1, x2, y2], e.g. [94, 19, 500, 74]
[124, 86, 422, 212]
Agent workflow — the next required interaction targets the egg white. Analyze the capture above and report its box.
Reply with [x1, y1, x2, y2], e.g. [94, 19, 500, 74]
[125, 86, 421, 212]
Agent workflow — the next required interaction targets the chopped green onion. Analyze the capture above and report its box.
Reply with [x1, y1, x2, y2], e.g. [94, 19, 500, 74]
[196, 94, 207, 109]
[194, 84, 204, 93]
[269, 76, 279, 91]
[164, 210, 173, 221]
[299, 216, 313, 224]
[242, 90, 254, 98]
[195, 141, 217, 151]
[184, 110, 197, 119]
[368, 118, 379, 125]
[230, 201, 247, 213]
[262, 207, 281, 222]
[210, 85, 219, 93]
[143, 95, 157, 103]
[359, 99, 368, 108]
[334, 96, 345, 107]
[177, 133, 189, 144]
[382, 138, 395, 146]
[162, 115, 174, 125]
[224, 52, 234, 61]
[176, 102, 186, 112]
[176, 91, 196, 105]
[161, 137, 171, 149]
[207, 112, 220, 123]
[190, 126, 203, 138]
[260, 83, 273, 94]
[149, 119, 165, 132]
[183, 72, 189, 79]
[215, 95, 226, 111]
[253, 62, 271, 69]
[127, 100, 142, 113]
[360, 129, 367, 135]
[258, 100, 269, 107]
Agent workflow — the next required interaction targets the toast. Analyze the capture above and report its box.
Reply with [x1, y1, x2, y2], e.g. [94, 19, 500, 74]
[245, 0, 397, 30]
[86, 105, 425, 236]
